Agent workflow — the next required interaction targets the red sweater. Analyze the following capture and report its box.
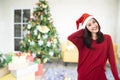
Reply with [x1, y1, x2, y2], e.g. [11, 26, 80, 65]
[68, 29, 120, 80]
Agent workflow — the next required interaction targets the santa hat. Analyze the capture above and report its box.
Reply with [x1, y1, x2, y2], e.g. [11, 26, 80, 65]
[76, 13, 94, 29]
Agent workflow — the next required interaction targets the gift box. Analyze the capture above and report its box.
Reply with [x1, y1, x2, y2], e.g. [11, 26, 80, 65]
[10, 62, 38, 78]
[26, 55, 34, 62]
[8, 55, 29, 70]
[35, 63, 44, 76]
[0, 66, 10, 78]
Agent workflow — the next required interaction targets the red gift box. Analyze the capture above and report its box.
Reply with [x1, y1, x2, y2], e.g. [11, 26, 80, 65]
[35, 63, 44, 77]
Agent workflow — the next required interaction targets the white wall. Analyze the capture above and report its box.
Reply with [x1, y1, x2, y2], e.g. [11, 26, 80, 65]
[48, 0, 118, 43]
[0, 0, 119, 56]
[117, 0, 120, 57]
[0, 0, 38, 53]
[0, 1, 9, 53]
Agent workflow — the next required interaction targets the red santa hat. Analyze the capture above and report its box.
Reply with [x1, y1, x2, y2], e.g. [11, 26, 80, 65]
[76, 13, 94, 29]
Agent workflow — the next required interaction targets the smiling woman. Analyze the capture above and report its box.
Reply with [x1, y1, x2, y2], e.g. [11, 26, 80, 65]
[68, 13, 120, 80]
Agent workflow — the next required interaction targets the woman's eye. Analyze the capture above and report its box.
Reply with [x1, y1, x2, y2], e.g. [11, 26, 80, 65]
[88, 24, 91, 27]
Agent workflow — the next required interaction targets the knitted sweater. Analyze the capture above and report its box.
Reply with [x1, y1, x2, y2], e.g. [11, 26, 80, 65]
[68, 29, 120, 80]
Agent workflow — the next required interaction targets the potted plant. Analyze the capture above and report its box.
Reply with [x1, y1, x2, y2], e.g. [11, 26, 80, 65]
[0, 52, 12, 77]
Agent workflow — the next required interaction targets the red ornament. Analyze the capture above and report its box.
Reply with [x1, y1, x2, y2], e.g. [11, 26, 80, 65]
[36, 2, 41, 5]
[29, 18, 33, 21]
[27, 33, 31, 38]
[38, 12, 43, 15]
[16, 52, 22, 57]
[49, 37, 53, 43]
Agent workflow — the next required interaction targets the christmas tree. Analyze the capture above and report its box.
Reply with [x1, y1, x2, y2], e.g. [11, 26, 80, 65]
[20, 0, 61, 63]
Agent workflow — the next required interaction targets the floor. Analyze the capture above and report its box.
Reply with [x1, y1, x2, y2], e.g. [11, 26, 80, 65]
[36, 59, 77, 80]
[36, 58, 120, 80]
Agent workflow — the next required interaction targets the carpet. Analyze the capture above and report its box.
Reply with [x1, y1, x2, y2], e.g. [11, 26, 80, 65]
[42, 67, 119, 80]
[42, 68, 77, 80]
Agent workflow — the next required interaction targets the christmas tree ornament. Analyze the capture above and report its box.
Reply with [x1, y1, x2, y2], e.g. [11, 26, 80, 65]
[49, 51, 54, 56]
[40, 15, 43, 20]
[38, 40, 43, 46]
[37, 50, 41, 54]
[37, 25, 41, 30]
[36, 2, 41, 5]
[54, 38, 57, 43]
[43, 34, 48, 39]
[47, 41, 51, 47]
[27, 24, 31, 29]
[23, 30, 28, 37]
[39, 25, 50, 33]
[28, 39, 31, 42]
[37, 34, 41, 39]
[43, 58, 48, 63]
[34, 29, 38, 35]
[42, 4, 47, 8]
[30, 41, 35, 45]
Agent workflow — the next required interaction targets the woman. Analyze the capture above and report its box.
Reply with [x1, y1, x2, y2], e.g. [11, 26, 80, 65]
[68, 13, 120, 80]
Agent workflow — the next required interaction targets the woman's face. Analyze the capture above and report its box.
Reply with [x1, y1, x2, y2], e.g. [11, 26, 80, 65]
[86, 18, 99, 34]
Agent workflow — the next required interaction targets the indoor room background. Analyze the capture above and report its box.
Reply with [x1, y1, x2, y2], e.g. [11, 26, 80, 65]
[0, 0, 120, 57]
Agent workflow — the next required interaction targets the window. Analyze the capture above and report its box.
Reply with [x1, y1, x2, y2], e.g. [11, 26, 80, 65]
[14, 9, 30, 51]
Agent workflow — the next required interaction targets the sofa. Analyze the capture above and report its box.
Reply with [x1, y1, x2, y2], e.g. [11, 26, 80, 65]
[61, 40, 78, 66]
[61, 40, 119, 65]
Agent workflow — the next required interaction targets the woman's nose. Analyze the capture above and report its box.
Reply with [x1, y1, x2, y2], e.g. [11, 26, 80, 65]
[91, 24, 96, 28]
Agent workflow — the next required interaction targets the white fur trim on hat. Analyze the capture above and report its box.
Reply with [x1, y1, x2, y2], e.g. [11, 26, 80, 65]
[82, 16, 94, 28]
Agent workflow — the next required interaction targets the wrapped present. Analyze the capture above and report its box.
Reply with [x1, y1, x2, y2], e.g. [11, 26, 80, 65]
[26, 54, 34, 62]
[10, 62, 38, 78]
[35, 63, 44, 76]
[0, 66, 10, 78]
[8, 55, 29, 70]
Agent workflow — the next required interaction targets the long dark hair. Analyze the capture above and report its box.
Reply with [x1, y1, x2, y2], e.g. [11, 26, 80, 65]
[83, 18, 104, 49]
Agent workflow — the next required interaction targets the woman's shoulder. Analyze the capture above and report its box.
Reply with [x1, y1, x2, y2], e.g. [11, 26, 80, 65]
[103, 34, 112, 40]
[77, 29, 85, 33]
[104, 34, 111, 37]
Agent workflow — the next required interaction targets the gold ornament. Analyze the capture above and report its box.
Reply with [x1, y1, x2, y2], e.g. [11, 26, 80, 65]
[43, 58, 48, 63]
[37, 51, 41, 54]
[39, 25, 50, 33]
[28, 39, 31, 42]
[53, 38, 57, 43]
[37, 34, 41, 39]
